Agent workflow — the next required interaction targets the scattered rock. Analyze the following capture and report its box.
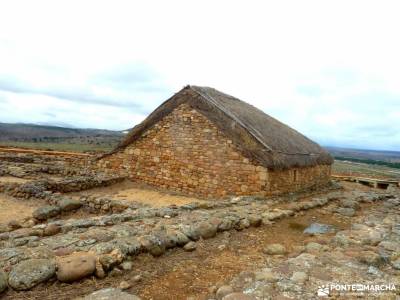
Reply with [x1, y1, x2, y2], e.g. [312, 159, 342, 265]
[216, 285, 234, 299]
[254, 268, 279, 282]
[222, 292, 255, 300]
[120, 261, 133, 271]
[109, 268, 123, 277]
[8, 220, 22, 230]
[58, 198, 82, 212]
[78, 288, 141, 300]
[132, 274, 142, 282]
[0, 271, 7, 293]
[99, 254, 121, 271]
[33, 205, 61, 220]
[95, 260, 106, 279]
[391, 258, 400, 270]
[263, 243, 286, 255]
[340, 199, 360, 209]
[43, 224, 61, 236]
[183, 241, 197, 252]
[8, 258, 56, 290]
[56, 252, 96, 282]
[303, 223, 335, 235]
[290, 271, 308, 284]
[194, 221, 218, 239]
[357, 251, 384, 267]
[378, 241, 400, 251]
[119, 280, 132, 290]
[337, 207, 355, 217]
[140, 235, 166, 257]
[305, 242, 323, 253]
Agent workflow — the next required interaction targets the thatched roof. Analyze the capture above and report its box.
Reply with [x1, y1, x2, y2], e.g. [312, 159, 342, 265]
[104, 85, 333, 170]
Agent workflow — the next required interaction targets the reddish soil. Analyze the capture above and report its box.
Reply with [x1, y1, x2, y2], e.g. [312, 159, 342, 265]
[70, 180, 209, 207]
[0, 194, 45, 224]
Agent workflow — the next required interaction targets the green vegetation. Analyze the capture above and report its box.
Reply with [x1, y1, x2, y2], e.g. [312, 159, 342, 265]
[334, 156, 400, 169]
[333, 160, 400, 180]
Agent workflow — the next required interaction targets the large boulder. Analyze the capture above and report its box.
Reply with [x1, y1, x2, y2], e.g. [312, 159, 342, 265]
[33, 205, 61, 220]
[8, 259, 56, 290]
[57, 252, 96, 282]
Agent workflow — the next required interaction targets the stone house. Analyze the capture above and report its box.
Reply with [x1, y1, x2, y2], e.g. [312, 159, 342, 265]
[97, 85, 333, 198]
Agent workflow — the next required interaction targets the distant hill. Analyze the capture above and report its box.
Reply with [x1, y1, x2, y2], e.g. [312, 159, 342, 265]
[0, 123, 125, 141]
[326, 146, 400, 163]
[0, 123, 126, 152]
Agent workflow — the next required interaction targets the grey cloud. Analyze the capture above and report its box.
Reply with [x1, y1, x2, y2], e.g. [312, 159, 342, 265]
[0, 62, 171, 113]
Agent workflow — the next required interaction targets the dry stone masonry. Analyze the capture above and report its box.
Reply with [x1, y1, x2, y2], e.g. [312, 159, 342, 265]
[97, 104, 331, 198]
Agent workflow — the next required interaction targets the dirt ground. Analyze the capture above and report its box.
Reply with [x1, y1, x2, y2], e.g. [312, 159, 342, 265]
[71, 180, 209, 207]
[0, 194, 45, 224]
[5, 201, 353, 300]
[0, 176, 30, 184]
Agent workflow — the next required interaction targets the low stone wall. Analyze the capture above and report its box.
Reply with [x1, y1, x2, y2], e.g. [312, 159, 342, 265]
[0, 151, 98, 178]
[1, 175, 125, 199]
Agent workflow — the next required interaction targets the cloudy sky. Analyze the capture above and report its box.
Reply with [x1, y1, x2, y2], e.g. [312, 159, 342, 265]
[0, 1, 399, 151]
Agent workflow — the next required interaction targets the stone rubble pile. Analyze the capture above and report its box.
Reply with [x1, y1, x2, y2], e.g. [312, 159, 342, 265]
[1, 175, 125, 199]
[215, 192, 400, 299]
[1, 187, 393, 294]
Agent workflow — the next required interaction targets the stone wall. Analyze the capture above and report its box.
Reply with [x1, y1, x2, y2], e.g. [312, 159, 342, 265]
[97, 104, 331, 198]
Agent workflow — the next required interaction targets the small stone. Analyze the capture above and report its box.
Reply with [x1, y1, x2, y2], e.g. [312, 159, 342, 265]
[79, 288, 141, 300]
[379, 241, 399, 252]
[120, 261, 133, 271]
[95, 260, 106, 279]
[357, 251, 384, 267]
[119, 280, 131, 290]
[337, 207, 355, 217]
[57, 252, 96, 282]
[194, 221, 217, 239]
[303, 223, 335, 235]
[0, 271, 7, 293]
[222, 293, 255, 300]
[263, 243, 287, 255]
[109, 268, 123, 277]
[340, 199, 360, 209]
[305, 242, 323, 253]
[132, 275, 142, 282]
[367, 266, 380, 275]
[255, 268, 279, 282]
[140, 235, 166, 257]
[216, 285, 234, 299]
[44, 224, 61, 236]
[391, 258, 400, 270]
[54, 247, 74, 257]
[58, 199, 82, 212]
[183, 241, 197, 252]
[33, 205, 61, 220]
[8, 259, 56, 290]
[290, 271, 308, 284]
[7, 220, 22, 230]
